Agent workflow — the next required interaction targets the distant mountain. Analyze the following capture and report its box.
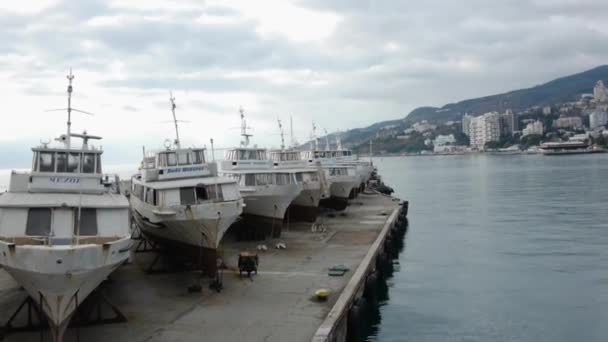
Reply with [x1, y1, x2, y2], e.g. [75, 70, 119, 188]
[405, 65, 608, 124]
[321, 65, 608, 151]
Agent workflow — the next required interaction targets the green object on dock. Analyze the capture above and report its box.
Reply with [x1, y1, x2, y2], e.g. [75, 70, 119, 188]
[328, 264, 350, 276]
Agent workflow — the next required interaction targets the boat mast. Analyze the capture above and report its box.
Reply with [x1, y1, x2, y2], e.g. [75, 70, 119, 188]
[369, 139, 373, 163]
[324, 128, 330, 151]
[277, 118, 285, 150]
[336, 131, 343, 150]
[169, 92, 181, 148]
[290, 116, 295, 148]
[311, 122, 319, 150]
[240, 107, 252, 147]
[66, 69, 74, 149]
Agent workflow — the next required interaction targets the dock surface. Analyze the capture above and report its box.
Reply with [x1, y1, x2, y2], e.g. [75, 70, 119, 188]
[0, 192, 399, 342]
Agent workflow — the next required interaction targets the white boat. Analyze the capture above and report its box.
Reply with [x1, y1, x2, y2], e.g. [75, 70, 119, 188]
[300, 149, 359, 209]
[0, 71, 131, 342]
[130, 94, 243, 273]
[539, 141, 607, 155]
[269, 149, 329, 221]
[219, 109, 302, 237]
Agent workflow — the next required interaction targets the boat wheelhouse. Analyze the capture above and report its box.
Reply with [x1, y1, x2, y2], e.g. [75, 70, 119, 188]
[130, 94, 243, 274]
[0, 71, 130, 342]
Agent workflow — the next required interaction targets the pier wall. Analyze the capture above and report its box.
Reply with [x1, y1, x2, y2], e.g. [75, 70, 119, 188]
[311, 202, 403, 342]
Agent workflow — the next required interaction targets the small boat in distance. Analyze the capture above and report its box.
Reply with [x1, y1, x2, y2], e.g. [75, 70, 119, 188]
[130, 93, 243, 274]
[0, 71, 131, 342]
[539, 141, 607, 155]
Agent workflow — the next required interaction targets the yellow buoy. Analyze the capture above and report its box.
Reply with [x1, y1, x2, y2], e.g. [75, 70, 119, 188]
[315, 289, 330, 301]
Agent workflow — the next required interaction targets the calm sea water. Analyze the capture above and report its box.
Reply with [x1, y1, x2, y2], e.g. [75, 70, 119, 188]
[370, 154, 608, 342]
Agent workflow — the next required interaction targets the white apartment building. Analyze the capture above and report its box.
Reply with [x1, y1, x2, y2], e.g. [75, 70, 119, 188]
[469, 112, 500, 149]
[589, 111, 608, 129]
[594, 80, 607, 103]
[462, 114, 473, 136]
[552, 116, 583, 129]
[522, 121, 544, 137]
[433, 134, 456, 146]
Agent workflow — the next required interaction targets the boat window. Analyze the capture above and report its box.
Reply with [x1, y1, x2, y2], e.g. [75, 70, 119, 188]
[96, 154, 102, 173]
[167, 152, 177, 166]
[275, 173, 291, 185]
[158, 153, 167, 167]
[207, 185, 223, 201]
[257, 150, 267, 160]
[39, 152, 55, 172]
[68, 153, 80, 173]
[180, 187, 196, 205]
[56, 152, 68, 172]
[255, 173, 273, 185]
[195, 186, 208, 202]
[177, 151, 190, 165]
[310, 172, 319, 181]
[32, 152, 39, 171]
[239, 150, 251, 160]
[295, 173, 304, 182]
[146, 188, 156, 205]
[245, 174, 256, 186]
[82, 153, 95, 173]
[134, 184, 144, 200]
[26, 208, 52, 236]
[74, 208, 98, 236]
[191, 151, 201, 164]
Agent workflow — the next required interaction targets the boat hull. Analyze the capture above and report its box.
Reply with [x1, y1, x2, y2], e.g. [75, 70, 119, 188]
[240, 184, 302, 237]
[288, 187, 323, 222]
[0, 238, 131, 341]
[540, 149, 607, 155]
[131, 197, 243, 249]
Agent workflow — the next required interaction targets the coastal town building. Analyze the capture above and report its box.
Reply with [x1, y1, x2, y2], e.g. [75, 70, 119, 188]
[522, 121, 544, 137]
[589, 111, 608, 129]
[462, 114, 472, 136]
[542, 106, 552, 115]
[433, 134, 455, 147]
[552, 116, 583, 130]
[499, 110, 517, 137]
[594, 80, 607, 103]
[412, 121, 437, 133]
[469, 112, 500, 149]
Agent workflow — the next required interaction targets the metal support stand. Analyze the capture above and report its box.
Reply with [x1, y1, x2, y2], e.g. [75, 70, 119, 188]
[0, 289, 126, 341]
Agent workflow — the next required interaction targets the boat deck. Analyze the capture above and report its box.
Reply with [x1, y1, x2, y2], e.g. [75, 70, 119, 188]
[0, 192, 400, 342]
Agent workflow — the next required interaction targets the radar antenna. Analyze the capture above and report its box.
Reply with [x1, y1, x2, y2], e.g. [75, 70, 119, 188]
[240, 107, 253, 147]
[277, 118, 285, 150]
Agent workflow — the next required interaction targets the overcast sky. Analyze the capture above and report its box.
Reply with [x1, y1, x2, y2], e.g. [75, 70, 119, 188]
[1, 0, 607, 167]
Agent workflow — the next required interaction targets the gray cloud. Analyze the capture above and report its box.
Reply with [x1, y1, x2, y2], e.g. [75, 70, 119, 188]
[1, 0, 607, 164]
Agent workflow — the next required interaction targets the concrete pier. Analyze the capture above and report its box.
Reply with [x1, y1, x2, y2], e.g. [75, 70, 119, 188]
[0, 192, 403, 342]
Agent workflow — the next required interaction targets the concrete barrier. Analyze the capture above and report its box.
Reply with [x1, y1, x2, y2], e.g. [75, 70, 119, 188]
[311, 207, 400, 342]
